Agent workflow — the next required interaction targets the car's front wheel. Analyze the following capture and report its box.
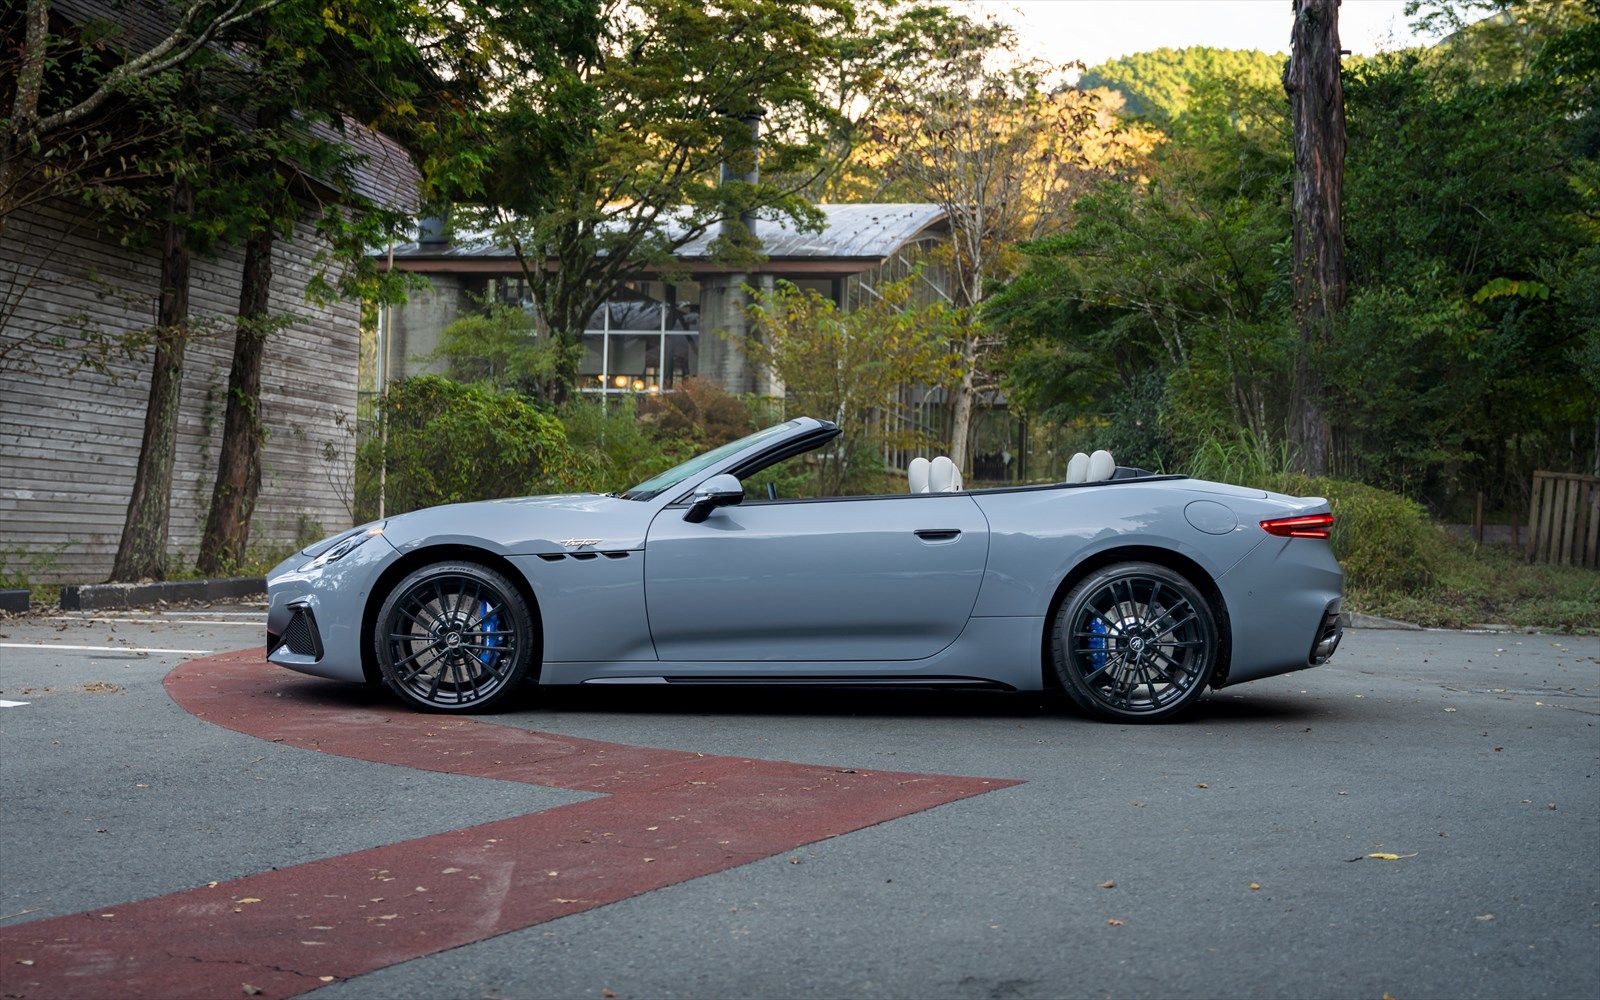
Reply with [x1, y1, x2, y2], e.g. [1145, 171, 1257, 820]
[1049, 561, 1218, 722]
[374, 561, 536, 712]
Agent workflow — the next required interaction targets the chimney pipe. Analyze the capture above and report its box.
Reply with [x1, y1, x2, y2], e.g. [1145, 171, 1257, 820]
[417, 214, 448, 248]
[719, 110, 763, 246]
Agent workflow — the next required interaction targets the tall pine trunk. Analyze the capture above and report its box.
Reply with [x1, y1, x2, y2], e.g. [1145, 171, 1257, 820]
[111, 179, 194, 581]
[1284, 0, 1346, 475]
[197, 225, 273, 574]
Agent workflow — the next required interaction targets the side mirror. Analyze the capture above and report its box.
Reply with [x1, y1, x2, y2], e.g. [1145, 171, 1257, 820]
[683, 473, 743, 523]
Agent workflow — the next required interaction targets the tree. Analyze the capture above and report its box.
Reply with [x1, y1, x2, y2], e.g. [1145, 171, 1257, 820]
[452, 0, 860, 401]
[990, 76, 1293, 468]
[870, 19, 1139, 474]
[1283, 0, 1345, 474]
[111, 171, 198, 580]
[742, 274, 960, 496]
[195, 0, 602, 573]
[1079, 46, 1288, 121]
[1, 0, 274, 234]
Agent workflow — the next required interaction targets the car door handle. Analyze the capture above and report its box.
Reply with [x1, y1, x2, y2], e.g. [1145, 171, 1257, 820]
[914, 528, 962, 541]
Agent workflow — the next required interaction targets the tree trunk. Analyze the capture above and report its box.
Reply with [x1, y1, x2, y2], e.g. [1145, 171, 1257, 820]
[1284, 0, 1345, 475]
[0, 0, 51, 238]
[197, 225, 274, 575]
[111, 179, 193, 582]
[948, 343, 976, 476]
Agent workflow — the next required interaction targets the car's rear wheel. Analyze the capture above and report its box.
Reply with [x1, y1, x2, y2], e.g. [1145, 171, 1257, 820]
[1050, 561, 1217, 722]
[374, 561, 536, 713]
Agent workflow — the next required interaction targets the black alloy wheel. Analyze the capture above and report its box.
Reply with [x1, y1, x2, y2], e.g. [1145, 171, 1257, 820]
[374, 561, 536, 712]
[1050, 561, 1217, 721]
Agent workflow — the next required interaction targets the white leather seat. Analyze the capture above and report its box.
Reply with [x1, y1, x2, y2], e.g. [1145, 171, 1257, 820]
[1065, 452, 1090, 484]
[1087, 449, 1116, 482]
[908, 457, 930, 494]
[929, 456, 960, 492]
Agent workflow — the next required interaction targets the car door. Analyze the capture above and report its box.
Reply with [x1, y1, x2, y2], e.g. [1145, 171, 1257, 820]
[643, 494, 989, 662]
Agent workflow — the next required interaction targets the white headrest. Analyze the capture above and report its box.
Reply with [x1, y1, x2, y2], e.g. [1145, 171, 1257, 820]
[1065, 452, 1089, 484]
[908, 456, 930, 494]
[1087, 449, 1115, 482]
[928, 455, 957, 492]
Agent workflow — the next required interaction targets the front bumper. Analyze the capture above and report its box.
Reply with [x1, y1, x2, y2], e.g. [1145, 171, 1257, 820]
[265, 534, 399, 682]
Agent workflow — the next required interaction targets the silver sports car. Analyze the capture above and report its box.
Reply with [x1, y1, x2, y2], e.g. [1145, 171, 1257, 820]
[266, 417, 1343, 721]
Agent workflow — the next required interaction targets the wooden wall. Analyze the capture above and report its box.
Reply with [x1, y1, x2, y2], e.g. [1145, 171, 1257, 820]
[0, 199, 363, 584]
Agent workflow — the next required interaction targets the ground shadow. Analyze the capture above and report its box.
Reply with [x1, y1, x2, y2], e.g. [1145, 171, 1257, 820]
[269, 672, 1333, 726]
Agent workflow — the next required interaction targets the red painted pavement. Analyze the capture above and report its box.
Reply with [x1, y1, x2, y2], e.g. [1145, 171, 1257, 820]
[0, 650, 1018, 999]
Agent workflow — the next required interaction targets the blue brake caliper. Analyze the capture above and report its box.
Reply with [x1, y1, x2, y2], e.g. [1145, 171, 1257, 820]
[1087, 617, 1108, 672]
[477, 599, 501, 667]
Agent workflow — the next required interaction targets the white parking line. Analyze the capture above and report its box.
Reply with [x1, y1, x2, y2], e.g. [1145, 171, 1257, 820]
[0, 700, 29, 708]
[0, 642, 214, 655]
[47, 616, 263, 627]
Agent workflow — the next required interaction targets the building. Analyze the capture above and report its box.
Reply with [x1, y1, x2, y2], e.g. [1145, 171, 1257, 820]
[0, 5, 420, 585]
[378, 203, 952, 397]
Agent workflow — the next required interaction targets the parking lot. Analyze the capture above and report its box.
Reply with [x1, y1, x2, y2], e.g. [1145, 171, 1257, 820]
[1, 606, 1597, 999]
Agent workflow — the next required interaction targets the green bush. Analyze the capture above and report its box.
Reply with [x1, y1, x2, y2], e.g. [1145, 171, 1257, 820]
[364, 376, 595, 516]
[1263, 473, 1444, 593]
[1183, 432, 1442, 593]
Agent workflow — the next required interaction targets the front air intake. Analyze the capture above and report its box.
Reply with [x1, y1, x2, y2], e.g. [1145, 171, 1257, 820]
[280, 603, 323, 660]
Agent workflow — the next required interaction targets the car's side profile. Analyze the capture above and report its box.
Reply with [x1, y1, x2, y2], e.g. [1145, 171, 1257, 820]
[266, 417, 1344, 721]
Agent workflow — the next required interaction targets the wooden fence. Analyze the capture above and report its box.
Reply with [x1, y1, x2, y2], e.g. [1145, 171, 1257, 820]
[1526, 470, 1600, 568]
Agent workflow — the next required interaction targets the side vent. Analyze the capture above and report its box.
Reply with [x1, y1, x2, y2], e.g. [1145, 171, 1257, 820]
[536, 550, 633, 562]
[537, 553, 564, 562]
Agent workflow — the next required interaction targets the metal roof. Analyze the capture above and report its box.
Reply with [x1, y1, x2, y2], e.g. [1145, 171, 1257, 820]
[389, 203, 948, 263]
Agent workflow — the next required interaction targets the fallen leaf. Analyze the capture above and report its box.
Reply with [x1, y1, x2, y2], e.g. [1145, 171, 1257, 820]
[553, 898, 583, 904]
[1106, 918, 1124, 926]
[15, 959, 34, 966]
[1249, 883, 1261, 891]
[242, 987, 263, 997]
[1195, 783, 1209, 789]
[441, 868, 461, 875]
[236, 898, 262, 905]
[602, 991, 617, 999]
[1368, 853, 1402, 861]
[1099, 880, 1116, 889]
[787, 857, 799, 864]
[207, 881, 220, 888]
[1494, 747, 1504, 752]
[1475, 914, 1495, 922]
[319, 976, 335, 983]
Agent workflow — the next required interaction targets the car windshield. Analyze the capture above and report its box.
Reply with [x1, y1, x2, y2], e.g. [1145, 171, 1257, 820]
[619, 421, 800, 501]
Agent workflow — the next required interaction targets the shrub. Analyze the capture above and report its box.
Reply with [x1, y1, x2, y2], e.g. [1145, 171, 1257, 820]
[1184, 432, 1441, 592]
[557, 395, 683, 494]
[1263, 473, 1444, 593]
[366, 376, 594, 515]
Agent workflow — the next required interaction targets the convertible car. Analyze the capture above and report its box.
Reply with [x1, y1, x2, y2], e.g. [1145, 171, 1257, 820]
[266, 417, 1343, 721]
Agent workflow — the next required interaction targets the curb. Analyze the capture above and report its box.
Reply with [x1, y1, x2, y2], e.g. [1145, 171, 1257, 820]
[0, 588, 28, 613]
[58, 576, 266, 611]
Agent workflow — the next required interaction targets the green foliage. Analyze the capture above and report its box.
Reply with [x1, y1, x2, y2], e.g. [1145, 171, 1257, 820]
[427, 302, 578, 400]
[998, 21, 1600, 517]
[364, 376, 592, 515]
[451, 0, 861, 393]
[743, 274, 961, 496]
[556, 396, 684, 495]
[1078, 47, 1286, 121]
[1185, 432, 1441, 593]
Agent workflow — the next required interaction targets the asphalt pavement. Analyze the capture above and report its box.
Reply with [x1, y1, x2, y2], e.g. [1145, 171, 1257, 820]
[0, 606, 1596, 999]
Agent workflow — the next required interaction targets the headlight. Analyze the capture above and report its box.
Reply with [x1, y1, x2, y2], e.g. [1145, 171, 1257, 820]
[302, 525, 385, 570]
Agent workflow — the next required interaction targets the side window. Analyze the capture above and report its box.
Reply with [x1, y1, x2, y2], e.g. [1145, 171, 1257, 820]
[743, 450, 907, 502]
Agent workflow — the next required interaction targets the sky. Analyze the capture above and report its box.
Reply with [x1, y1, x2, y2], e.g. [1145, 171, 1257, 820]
[962, 0, 1443, 67]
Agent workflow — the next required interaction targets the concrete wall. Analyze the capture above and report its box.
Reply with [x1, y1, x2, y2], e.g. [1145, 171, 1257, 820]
[0, 199, 364, 584]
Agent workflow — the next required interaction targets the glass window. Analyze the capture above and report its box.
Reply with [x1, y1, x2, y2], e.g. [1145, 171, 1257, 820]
[580, 279, 701, 396]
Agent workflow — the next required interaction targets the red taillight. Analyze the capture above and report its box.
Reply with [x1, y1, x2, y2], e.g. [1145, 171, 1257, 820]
[1260, 512, 1335, 538]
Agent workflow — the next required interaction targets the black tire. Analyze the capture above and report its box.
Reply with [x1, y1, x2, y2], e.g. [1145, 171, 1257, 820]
[1049, 561, 1217, 722]
[373, 561, 537, 713]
